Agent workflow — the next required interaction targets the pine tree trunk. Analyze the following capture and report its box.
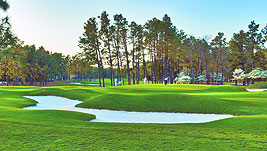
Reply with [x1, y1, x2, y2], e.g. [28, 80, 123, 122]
[164, 46, 168, 80]
[132, 42, 136, 85]
[142, 47, 146, 79]
[122, 74, 125, 85]
[190, 48, 194, 84]
[155, 52, 158, 84]
[96, 49, 102, 87]
[15, 61, 19, 86]
[137, 55, 140, 84]
[116, 45, 120, 83]
[216, 59, 219, 85]
[151, 51, 154, 84]
[161, 51, 164, 83]
[206, 60, 210, 85]
[119, 53, 123, 85]
[220, 58, 224, 85]
[102, 68, 105, 87]
[177, 56, 180, 75]
[124, 41, 131, 85]
[164, 32, 168, 80]
[153, 42, 156, 84]
[156, 57, 159, 84]
[107, 42, 113, 86]
[171, 59, 174, 83]
[170, 55, 173, 84]
[158, 53, 161, 84]
[242, 63, 246, 86]
[196, 56, 203, 84]
[98, 50, 105, 87]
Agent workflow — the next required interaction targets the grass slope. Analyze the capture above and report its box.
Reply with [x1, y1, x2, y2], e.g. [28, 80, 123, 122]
[247, 82, 267, 89]
[1, 84, 267, 150]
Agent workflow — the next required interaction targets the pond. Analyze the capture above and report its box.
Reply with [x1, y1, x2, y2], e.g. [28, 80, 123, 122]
[24, 96, 234, 124]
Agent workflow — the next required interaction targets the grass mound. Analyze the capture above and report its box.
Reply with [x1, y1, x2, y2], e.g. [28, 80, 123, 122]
[247, 82, 267, 89]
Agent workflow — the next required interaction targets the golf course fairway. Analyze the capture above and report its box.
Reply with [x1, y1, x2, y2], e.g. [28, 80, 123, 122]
[1, 84, 267, 150]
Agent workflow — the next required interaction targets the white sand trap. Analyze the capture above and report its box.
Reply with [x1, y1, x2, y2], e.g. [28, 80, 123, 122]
[24, 96, 234, 124]
[70, 82, 98, 86]
[246, 89, 267, 92]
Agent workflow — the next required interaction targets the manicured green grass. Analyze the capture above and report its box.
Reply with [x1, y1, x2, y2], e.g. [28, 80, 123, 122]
[1, 84, 267, 150]
[247, 82, 267, 89]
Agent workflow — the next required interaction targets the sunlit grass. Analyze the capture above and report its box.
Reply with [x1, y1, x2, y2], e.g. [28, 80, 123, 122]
[1, 84, 267, 150]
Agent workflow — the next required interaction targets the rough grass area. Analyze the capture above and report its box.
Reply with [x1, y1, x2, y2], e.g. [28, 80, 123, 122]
[1, 84, 267, 150]
[247, 82, 267, 89]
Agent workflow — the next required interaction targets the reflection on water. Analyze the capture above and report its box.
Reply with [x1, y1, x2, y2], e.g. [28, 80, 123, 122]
[24, 96, 234, 124]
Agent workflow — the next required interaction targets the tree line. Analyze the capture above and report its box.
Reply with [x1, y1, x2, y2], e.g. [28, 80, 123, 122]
[1, 2, 266, 86]
[0, 1, 85, 86]
[78, 11, 267, 87]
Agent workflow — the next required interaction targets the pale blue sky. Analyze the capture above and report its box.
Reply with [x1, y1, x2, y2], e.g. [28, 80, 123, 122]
[4, 0, 267, 55]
